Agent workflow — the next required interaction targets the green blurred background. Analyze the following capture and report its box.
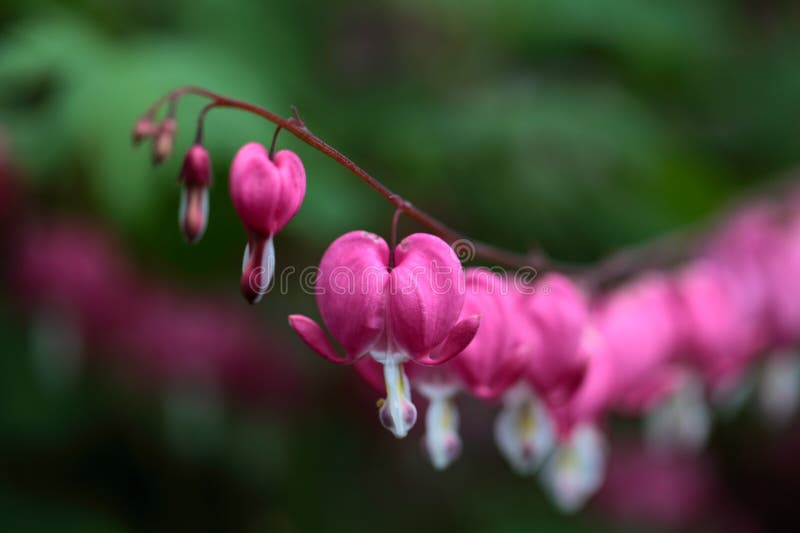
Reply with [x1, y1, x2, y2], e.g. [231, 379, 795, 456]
[2, 0, 800, 531]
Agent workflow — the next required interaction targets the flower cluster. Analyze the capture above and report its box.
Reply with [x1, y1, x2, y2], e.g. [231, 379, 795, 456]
[131, 90, 800, 514]
[287, 199, 800, 512]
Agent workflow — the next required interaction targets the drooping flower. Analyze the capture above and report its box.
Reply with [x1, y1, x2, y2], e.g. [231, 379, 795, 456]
[229, 142, 306, 303]
[414, 268, 531, 468]
[491, 273, 589, 473]
[289, 231, 479, 438]
[673, 261, 764, 394]
[178, 144, 212, 244]
[519, 273, 590, 408]
[591, 274, 680, 415]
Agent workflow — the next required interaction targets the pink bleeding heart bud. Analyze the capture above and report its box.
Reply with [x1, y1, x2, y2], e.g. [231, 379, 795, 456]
[178, 144, 212, 244]
[132, 116, 158, 145]
[229, 142, 306, 304]
[152, 117, 177, 164]
[559, 276, 680, 437]
[289, 231, 477, 438]
[520, 273, 589, 408]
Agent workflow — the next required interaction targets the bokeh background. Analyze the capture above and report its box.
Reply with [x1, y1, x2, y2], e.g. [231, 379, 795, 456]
[2, 1, 800, 531]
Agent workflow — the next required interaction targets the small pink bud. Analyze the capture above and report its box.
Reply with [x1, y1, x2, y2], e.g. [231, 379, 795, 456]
[132, 116, 157, 145]
[152, 118, 177, 164]
[229, 142, 306, 304]
[180, 144, 212, 187]
[178, 145, 212, 244]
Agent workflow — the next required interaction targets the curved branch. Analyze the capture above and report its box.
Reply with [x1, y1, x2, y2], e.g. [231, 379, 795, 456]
[142, 86, 549, 270]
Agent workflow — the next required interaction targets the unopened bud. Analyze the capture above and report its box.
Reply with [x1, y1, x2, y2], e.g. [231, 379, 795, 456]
[132, 116, 157, 145]
[180, 144, 212, 187]
[177, 144, 212, 244]
[152, 118, 177, 164]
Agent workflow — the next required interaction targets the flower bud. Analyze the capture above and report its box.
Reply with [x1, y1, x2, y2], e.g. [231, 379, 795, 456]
[152, 117, 177, 164]
[178, 144, 212, 244]
[132, 116, 157, 145]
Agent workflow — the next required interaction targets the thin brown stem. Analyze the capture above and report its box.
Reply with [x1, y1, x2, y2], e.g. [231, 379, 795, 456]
[268, 125, 283, 160]
[389, 207, 404, 268]
[142, 86, 541, 270]
[194, 102, 219, 145]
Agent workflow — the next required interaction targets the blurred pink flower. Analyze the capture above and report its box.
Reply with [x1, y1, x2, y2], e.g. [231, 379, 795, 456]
[592, 274, 680, 414]
[10, 220, 136, 343]
[596, 444, 720, 529]
[519, 273, 589, 409]
[673, 261, 761, 391]
[9, 219, 303, 410]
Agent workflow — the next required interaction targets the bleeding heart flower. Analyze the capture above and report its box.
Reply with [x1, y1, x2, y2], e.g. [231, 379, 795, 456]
[558, 275, 679, 438]
[410, 269, 532, 469]
[673, 261, 762, 391]
[593, 274, 679, 411]
[289, 231, 479, 438]
[519, 273, 589, 409]
[229, 142, 306, 304]
[178, 144, 212, 244]
[450, 269, 534, 399]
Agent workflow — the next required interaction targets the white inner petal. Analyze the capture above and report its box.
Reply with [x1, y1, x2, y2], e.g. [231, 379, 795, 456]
[421, 390, 461, 470]
[645, 372, 711, 452]
[758, 351, 800, 428]
[494, 383, 555, 475]
[540, 424, 606, 513]
[379, 357, 417, 438]
[241, 237, 275, 304]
